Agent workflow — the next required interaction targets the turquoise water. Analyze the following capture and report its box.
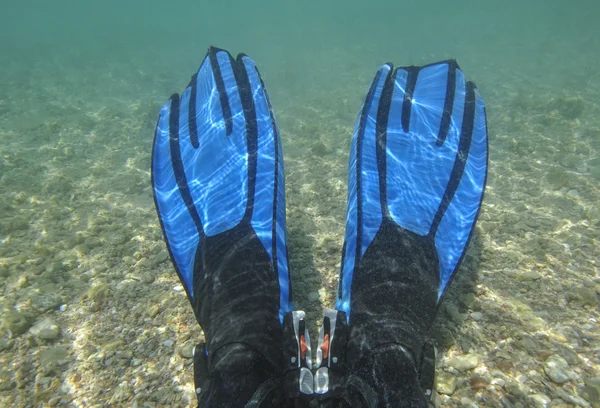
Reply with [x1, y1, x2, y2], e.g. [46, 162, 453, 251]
[1, 1, 599, 406]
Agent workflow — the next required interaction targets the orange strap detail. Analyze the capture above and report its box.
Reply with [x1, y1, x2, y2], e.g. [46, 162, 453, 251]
[320, 333, 330, 359]
[300, 335, 308, 359]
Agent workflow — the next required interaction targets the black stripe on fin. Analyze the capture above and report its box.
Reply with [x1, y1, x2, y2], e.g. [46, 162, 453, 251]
[436, 61, 458, 146]
[339, 68, 385, 298]
[255, 63, 290, 301]
[168, 93, 204, 236]
[429, 81, 477, 237]
[401, 66, 419, 133]
[188, 73, 199, 148]
[233, 54, 259, 223]
[375, 68, 396, 219]
[208, 47, 233, 136]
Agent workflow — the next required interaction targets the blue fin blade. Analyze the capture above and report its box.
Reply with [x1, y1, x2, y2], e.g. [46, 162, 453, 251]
[337, 60, 488, 316]
[151, 47, 292, 320]
[336, 64, 391, 315]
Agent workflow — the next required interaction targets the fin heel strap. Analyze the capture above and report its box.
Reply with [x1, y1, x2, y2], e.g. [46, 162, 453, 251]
[341, 375, 378, 408]
[245, 377, 284, 408]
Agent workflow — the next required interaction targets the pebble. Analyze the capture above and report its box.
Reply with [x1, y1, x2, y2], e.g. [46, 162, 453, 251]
[521, 271, 542, 281]
[318, 288, 327, 301]
[528, 370, 542, 383]
[491, 378, 506, 387]
[583, 376, 600, 404]
[310, 142, 329, 157]
[555, 345, 580, 365]
[555, 387, 593, 407]
[445, 302, 463, 325]
[30, 292, 62, 313]
[518, 335, 539, 353]
[459, 397, 478, 408]
[471, 312, 483, 321]
[566, 189, 580, 200]
[39, 347, 68, 366]
[0, 370, 15, 391]
[141, 273, 155, 284]
[0, 262, 8, 277]
[0, 338, 13, 351]
[163, 339, 175, 347]
[505, 381, 526, 398]
[430, 391, 442, 408]
[154, 250, 169, 265]
[307, 292, 319, 302]
[548, 331, 568, 343]
[37, 377, 52, 386]
[449, 354, 480, 372]
[544, 354, 574, 384]
[573, 286, 598, 306]
[500, 397, 516, 408]
[470, 376, 488, 390]
[528, 394, 551, 408]
[30, 318, 60, 341]
[148, 304, 160, 318]
[178, 344, 194, 359]
[3, 311, 33, 336]
[436, 372, 457, 395]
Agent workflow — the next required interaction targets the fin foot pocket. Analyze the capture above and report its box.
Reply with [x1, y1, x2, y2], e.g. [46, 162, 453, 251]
[337, 59, 488, 316]
[152, 46, 292, 321]
[333, 59, 488, 408]
[152, 47, 292, 408]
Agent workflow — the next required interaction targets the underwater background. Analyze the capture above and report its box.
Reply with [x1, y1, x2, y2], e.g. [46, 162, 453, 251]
[1, 0, 599, 406]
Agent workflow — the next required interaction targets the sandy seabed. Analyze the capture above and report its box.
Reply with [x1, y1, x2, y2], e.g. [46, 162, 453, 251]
[0, 45, 599, 407]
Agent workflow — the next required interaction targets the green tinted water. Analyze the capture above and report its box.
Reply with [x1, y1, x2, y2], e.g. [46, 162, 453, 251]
[1, 1, 599, 406]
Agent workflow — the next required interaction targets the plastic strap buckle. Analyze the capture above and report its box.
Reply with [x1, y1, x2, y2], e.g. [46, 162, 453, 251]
[282, 311, 314, 399]
[283, 309, 349, 401]
[283, 309, 435, 403]
[314, 309, 348, 399]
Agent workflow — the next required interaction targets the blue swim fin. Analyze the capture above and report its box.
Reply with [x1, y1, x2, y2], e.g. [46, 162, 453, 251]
[152, 46, 292, 321]
[315, 60, 488, 407]
[338, 60, 488, 316]
[151, 47, 293, 406]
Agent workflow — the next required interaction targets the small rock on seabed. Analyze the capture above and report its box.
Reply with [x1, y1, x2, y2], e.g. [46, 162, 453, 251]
[449, 354, 480, 372]
[543, 354, 576, 384]
[30, 318, 60, 341]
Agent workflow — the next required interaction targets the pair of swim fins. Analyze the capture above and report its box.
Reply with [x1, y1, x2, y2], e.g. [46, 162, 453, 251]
[151, 47, 488, 407]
